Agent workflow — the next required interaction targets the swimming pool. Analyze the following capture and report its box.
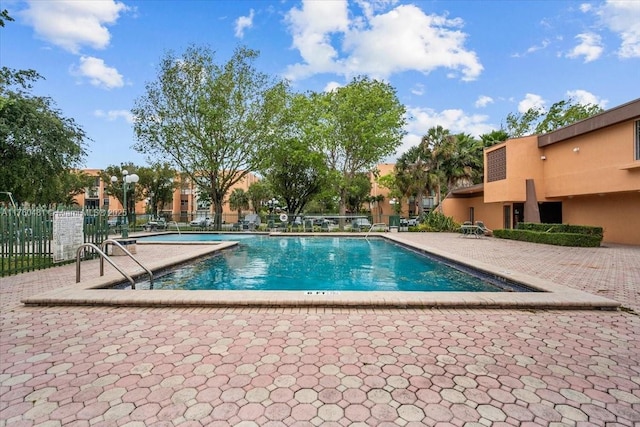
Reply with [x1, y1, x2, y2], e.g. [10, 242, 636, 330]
[137, 235, 530, 292]
[140, 233, 257, 241]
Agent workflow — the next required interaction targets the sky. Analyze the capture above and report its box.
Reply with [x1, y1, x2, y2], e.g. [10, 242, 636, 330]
[1, 0, 639, 169]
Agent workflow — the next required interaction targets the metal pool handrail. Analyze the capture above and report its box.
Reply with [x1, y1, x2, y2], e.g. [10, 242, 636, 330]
[167, 221, 181, 235]
[76, 243, 135, 289]
[364, 223, 389, 238]
[101, 239, 153, 288]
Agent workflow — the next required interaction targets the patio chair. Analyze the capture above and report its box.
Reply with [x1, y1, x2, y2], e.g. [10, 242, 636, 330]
[475, 221, 492, 236]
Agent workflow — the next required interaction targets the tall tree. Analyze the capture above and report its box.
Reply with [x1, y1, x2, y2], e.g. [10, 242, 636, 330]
[345, 173, 372, 214]
[1, 53, 88, 204]
[443, 133, 483, 190]
[479, 129, 509, 147]
[506, 99, 603, 137]
[420, 126, 455, 206]
[247, 181, 271, 214]
[261, 93, 329, 220]
[132, 45, 287, 229]
[228, 188, 249, 222]
[134, 162, 179, 218]
[535, 100, 603, 134]
[307, 76, 406, 222]
[395, 145, 435, 216]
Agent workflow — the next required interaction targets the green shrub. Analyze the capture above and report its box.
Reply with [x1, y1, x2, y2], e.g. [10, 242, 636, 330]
[421, 211, 459, 232]
[494, 227, 602, 247]
[517, 222, 603, 237]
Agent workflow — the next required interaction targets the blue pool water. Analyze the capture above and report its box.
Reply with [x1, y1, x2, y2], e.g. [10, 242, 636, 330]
[139, 235, 518, 292]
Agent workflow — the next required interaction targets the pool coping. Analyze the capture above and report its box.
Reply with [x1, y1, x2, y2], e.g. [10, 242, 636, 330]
[21, 234, 621, 310]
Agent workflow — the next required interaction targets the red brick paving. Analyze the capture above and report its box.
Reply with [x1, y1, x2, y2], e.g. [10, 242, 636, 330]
[1, 233, 639, 425]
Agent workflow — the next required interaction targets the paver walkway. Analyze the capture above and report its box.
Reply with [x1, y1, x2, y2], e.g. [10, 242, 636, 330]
[1, 233, 639, 426]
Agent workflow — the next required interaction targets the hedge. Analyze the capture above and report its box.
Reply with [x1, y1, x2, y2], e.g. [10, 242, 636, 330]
[516, 222, 603, 237]
[493, 223, 603, 247]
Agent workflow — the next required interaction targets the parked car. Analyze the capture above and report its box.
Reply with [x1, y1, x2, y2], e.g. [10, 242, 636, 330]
[190, 217, 212, 228]
[351, 218, 372, 231]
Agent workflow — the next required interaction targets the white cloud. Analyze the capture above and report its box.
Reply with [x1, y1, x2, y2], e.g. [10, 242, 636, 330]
[235, 9, 255, 38]
[284, 1, 482, 82]
[565, 89, 608, 108]
[394, 105, 494, 158]
[579, 3, 593, 13]
[406, 106, 494, 139]
[323, 81, 343, 92]
[284, 0, 350, 79]
[566, 33, 603, 62]
[411, 84, 425, 96]
[20, 0, 128, 54]
[94, 109, 134, 123]
[72, 56, 124, 89]
[598, 0, 640, 58]
[518, 93, 546, 113]
[512, 39, 551, 58]
[475, 95, 493, 108]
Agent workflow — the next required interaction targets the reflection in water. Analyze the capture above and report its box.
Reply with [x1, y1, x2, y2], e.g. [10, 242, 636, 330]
[150, 236, 509, 292]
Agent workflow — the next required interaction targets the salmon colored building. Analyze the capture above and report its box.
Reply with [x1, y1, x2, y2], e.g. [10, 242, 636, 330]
[442, 98, 640, 245]
[369, 163, 438, 221]
[74, 170, 260, 223]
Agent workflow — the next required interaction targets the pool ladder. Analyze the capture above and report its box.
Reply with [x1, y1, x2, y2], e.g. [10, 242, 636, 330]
[167, 221, 181, 235]
[75, 239, 153, 289]
[364, 223, 389, 239]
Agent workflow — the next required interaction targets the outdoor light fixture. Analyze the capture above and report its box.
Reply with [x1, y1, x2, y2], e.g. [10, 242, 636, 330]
[540, 155, 546, 160]
[573, 147, 580, 153]
[111, 169, 139, 239]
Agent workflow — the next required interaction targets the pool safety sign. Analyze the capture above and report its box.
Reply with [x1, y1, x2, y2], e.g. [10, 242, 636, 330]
[53, 211, 84, 262]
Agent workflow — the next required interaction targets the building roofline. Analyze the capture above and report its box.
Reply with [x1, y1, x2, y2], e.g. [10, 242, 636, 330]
[448, 183, 484, 197]
[538, 98, 640, 147]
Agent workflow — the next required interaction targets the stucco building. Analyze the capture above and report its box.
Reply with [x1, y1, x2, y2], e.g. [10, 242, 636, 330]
[442, 98, 640, 245]
[74, 170, 260, 223]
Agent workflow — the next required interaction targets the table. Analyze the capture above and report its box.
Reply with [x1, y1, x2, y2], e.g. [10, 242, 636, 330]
[460, 224, 483, 238]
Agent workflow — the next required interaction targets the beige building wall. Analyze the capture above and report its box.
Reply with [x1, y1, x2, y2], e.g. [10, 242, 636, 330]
[563, 194, 640, 245]
[542, 121, 639, 197]
[484, 135, 546, 204]
[441, 196, 504, 232]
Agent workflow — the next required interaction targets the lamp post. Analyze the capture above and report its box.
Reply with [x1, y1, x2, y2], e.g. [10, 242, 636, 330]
[267, 198, 278, 218]
[111, 170, 139, 238]
[389, 198, 398, 213]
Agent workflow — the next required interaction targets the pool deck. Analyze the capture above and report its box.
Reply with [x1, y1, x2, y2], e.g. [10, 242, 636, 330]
[1, 232, 639, 425]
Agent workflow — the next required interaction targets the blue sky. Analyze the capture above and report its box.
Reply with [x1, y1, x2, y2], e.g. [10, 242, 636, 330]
[2, 0, 638, 169]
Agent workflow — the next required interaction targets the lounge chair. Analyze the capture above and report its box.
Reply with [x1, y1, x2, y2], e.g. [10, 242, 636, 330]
[475, 221, 493, 236]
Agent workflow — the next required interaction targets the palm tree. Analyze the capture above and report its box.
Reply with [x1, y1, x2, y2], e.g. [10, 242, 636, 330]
[228, 188, 250, 223]
[443, 133, 483, 190]
[420, 126, 455, 207]
[396, 146, 438, 216]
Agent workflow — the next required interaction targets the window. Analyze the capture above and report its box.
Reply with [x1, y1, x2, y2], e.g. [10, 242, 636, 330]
[487, 146, 506, 182]
[635, 120, 640, 160]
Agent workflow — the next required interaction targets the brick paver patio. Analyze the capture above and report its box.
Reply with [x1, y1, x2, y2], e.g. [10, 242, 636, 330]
[1, 232, 639, 426]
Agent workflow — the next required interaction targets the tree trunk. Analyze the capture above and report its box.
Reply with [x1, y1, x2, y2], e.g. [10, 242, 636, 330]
[212, 195, 224, 231]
